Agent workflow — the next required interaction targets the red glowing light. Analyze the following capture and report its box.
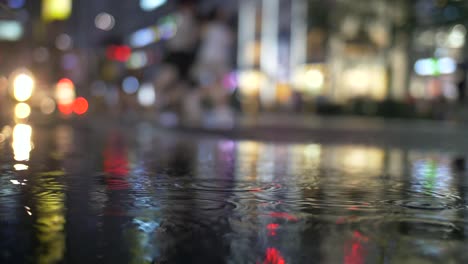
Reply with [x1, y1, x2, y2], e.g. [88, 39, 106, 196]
[106, 45, 131, 62]
[73, 97, 88, 115]
[268, 212, 298, 222]
[57, 103, 73, 115]
[344, 231, 369, 264]
[267, 223, 280, 236]
[263, 248, 286, 264]
[267, 223, 280, 230]
[57, 78, 73, 88]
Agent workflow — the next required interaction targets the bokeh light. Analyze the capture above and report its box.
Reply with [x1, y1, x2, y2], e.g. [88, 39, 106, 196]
[73, 97, 89, 115]
[0, 20, 23, 41]
[122, 76, 139, 94]
[137, 83, 156, 107]
[42, 0, 72, 21]
[95, 12, 115, 31]
[55, 34, 73, 51]
[12, 72, 34, 102]
[55, 78, 75, 105]
[8, 0, 25, 9]
[126, 51, 148, 69]
[40, 97, 56, 115]
[14, 103, 31, 119]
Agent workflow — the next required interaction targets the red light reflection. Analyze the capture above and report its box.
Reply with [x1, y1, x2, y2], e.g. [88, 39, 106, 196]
[344, 231, 369, 264]
[103, 134, 129, 190]
[263, 247, 286, 264]
[268, 212, 298, 222]
[267, 223, 280, 236]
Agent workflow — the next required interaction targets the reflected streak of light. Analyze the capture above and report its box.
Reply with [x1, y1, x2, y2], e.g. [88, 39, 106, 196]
[344, 231, 368, 264]
[10, 179, 20, 185]
[267, 223, 280, 236]
[14, 164, 28, 171]
[34, 170, 66, 263]
[268, 212, 298, 221]
[12, 124, 32, 161]
[263, 247, 286, 264]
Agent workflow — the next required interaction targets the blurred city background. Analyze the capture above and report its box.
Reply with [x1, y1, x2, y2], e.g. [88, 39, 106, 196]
[2, 0, 468, 127]
[4, 1, 468, 263]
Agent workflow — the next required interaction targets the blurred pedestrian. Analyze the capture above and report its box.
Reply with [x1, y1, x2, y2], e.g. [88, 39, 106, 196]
[194, 8, 233, 88]
[457, 68, 466, 105]
[192, 7, 234, 127]
[164, 0, 199, 83]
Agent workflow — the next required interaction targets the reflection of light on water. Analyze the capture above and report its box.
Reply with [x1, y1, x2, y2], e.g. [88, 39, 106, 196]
[127, 218, 161, 263]
[12, 124, 32, 161]
[411, 153, 452, 191]
[289, 144, 322, 178]
[236, 141, 261, 180]
[258, 145, 274, 181]
[34, 170, 66, 264]
[339, 147, 384, 174]
[55, 125, 73, 157]
[14, 164, 28, 171]
[304, 144, 321, 160]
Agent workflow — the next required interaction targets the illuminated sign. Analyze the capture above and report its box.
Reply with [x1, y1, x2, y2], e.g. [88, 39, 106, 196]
[0, 21, 23, 41]
[42, 0, 72, 21]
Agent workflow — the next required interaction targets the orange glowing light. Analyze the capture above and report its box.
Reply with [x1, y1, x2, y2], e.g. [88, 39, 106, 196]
[55, 78, 75, 105]
[73, 97, 88, 115]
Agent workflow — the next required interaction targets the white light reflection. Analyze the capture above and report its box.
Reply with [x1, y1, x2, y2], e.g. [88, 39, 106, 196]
[12, 124, 32, 162]
[14, 164, 29, 171]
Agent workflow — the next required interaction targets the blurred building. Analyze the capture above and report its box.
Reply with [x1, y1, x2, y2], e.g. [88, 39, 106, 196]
[237, 0, 468, 113]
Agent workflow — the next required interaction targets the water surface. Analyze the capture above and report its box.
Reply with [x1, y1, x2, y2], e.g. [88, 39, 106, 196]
[1, 122, 468, 263]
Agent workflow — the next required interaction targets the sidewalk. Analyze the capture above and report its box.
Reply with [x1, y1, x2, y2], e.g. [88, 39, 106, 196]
[166, 112, 468, 152]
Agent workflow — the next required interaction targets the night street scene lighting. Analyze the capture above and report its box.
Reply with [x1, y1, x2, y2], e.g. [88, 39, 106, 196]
[2, 0, 468, 263]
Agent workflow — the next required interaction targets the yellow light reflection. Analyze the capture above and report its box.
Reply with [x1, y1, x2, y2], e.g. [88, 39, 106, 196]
[34, 170, 66, 264]
[13, 73, 34, 102]
[341, 147, 384, 173]
[12, 124, 32, 161]
[14, 103, 31, 119]
[236, 141, 262, 180]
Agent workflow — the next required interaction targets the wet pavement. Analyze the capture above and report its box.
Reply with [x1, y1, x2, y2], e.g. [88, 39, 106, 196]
[1, 119, 468, 263]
